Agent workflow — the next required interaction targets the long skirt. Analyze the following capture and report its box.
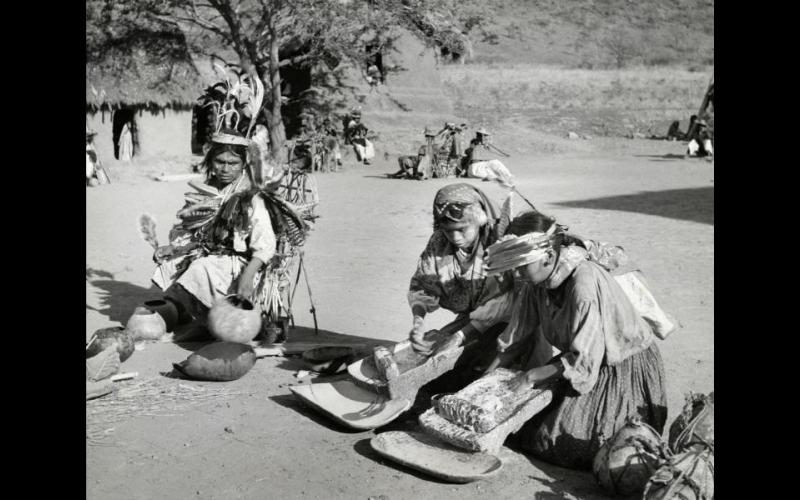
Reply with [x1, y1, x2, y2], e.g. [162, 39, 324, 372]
[512, 342, 668, 470]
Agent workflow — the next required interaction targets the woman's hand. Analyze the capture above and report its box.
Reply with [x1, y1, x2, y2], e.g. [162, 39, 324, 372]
[411, 329, 437, 354]
[431, 331, 464, 358]
[508, 364, 563, 393]
[153, 245, 174, 264]
[508, 371, 535, 394]
[409, 315, 434, 353]
[484, 346, 522, 374]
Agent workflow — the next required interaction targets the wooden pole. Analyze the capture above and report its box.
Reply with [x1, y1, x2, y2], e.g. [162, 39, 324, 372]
[687, 73, 714, 139]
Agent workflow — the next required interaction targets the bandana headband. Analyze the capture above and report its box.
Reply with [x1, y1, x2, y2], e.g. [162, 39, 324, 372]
[484, 224, 559, 275]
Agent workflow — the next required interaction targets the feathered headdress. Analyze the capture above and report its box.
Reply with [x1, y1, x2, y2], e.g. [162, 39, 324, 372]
[204, 64, 265, 147]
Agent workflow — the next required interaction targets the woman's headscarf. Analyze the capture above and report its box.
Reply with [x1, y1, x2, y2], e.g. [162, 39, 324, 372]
[433, 183, 499, 228]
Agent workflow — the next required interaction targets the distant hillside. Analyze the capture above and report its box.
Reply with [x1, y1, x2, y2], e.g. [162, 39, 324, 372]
[471, 0, 714, 68]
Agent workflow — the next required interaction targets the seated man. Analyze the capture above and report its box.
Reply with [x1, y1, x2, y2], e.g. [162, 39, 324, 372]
[686, 119, 713, 157]
[389, 145, 428, 179]
[350, 119, 374, 165]
[461, 128, 515, 184]
[151, 129, 306, 335]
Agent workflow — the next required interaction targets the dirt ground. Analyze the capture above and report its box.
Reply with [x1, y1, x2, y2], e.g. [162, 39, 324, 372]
[86, 137, 713, 500]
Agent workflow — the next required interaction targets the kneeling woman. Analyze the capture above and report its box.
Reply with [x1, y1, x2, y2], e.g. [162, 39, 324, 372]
[484, 211, 667, 470]
[406, 183, 516, 391]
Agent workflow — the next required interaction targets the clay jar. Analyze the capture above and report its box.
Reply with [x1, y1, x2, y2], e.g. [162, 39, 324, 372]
[126, 306, 167, 341]
[144, 299, 179, 332]
[86, 326, 135, 362]
[207, 295, 262, 344]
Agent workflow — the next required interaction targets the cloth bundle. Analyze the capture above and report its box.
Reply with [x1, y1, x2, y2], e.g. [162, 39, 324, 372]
[433, 369, 527, 433]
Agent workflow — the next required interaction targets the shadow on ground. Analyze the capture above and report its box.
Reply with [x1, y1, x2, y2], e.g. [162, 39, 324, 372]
[518, 453, 609, 500]
[87, 271, 161, 324]
[268, 392, 370, 434]
[633, 153, 687, 160]
[554, 186, 713, 225]
[284, 326, 391, 350]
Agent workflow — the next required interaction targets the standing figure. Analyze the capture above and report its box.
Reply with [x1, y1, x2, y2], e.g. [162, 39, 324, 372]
[320, 118, 342, 171]
[118, 121, 134, 161]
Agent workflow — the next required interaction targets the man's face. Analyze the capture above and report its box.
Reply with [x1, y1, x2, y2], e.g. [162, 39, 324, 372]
[213, 151, 245, 185]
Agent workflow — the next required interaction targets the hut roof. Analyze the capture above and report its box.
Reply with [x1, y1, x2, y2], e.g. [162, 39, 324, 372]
[86, 29, 217, 110]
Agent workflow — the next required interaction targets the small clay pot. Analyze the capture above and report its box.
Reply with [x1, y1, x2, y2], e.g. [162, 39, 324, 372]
[86, 326, 135, 362]
[207, 295, 262, 344]
[262, 321, 285, 344]
[144, 299, 179, 332]
[126, 306, 167, 341]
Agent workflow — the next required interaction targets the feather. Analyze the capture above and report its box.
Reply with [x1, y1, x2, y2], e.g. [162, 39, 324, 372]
[496, 191, 514, 238]
[248, 141, 265, 186]
[244, 72, 265, 138]
[138, 213, 159, 249]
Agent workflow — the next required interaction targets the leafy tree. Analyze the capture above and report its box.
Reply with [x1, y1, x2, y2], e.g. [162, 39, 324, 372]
[87, 0, 494, 159]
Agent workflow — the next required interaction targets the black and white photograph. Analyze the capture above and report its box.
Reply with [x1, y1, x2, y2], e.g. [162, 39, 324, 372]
[86, 1, 714, 498]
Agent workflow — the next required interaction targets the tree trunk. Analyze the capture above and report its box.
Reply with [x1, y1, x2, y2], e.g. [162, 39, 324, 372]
[266, 17, 286, 163]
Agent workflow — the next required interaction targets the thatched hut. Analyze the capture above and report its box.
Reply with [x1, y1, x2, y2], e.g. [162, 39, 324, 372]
[86, 31, 215, 162]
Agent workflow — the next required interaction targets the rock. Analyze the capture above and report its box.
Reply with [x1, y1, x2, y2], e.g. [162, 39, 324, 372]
[583, 134, 593, 140]
[567, 132, 580, 140]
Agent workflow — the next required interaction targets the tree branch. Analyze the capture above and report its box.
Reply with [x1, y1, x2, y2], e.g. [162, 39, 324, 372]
[148, 11, 231, 45]
[278, 52, 314, 68]
[208, 0, 260, 71]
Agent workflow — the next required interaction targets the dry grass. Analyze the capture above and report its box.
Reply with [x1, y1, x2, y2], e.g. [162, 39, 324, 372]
[441, 64, 712, 138]
[86, 377, 244, 445]
[473, 0, 714, 68]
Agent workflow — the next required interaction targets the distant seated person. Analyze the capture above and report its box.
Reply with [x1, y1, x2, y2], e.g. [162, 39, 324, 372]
[86, 126, 109, 186]
[686, 119, 713, 158]
[462, 128, 515, 184]
[349, 119, 374, 165]
[666, 120, 686, 141]
[389, 145, 428, 180]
